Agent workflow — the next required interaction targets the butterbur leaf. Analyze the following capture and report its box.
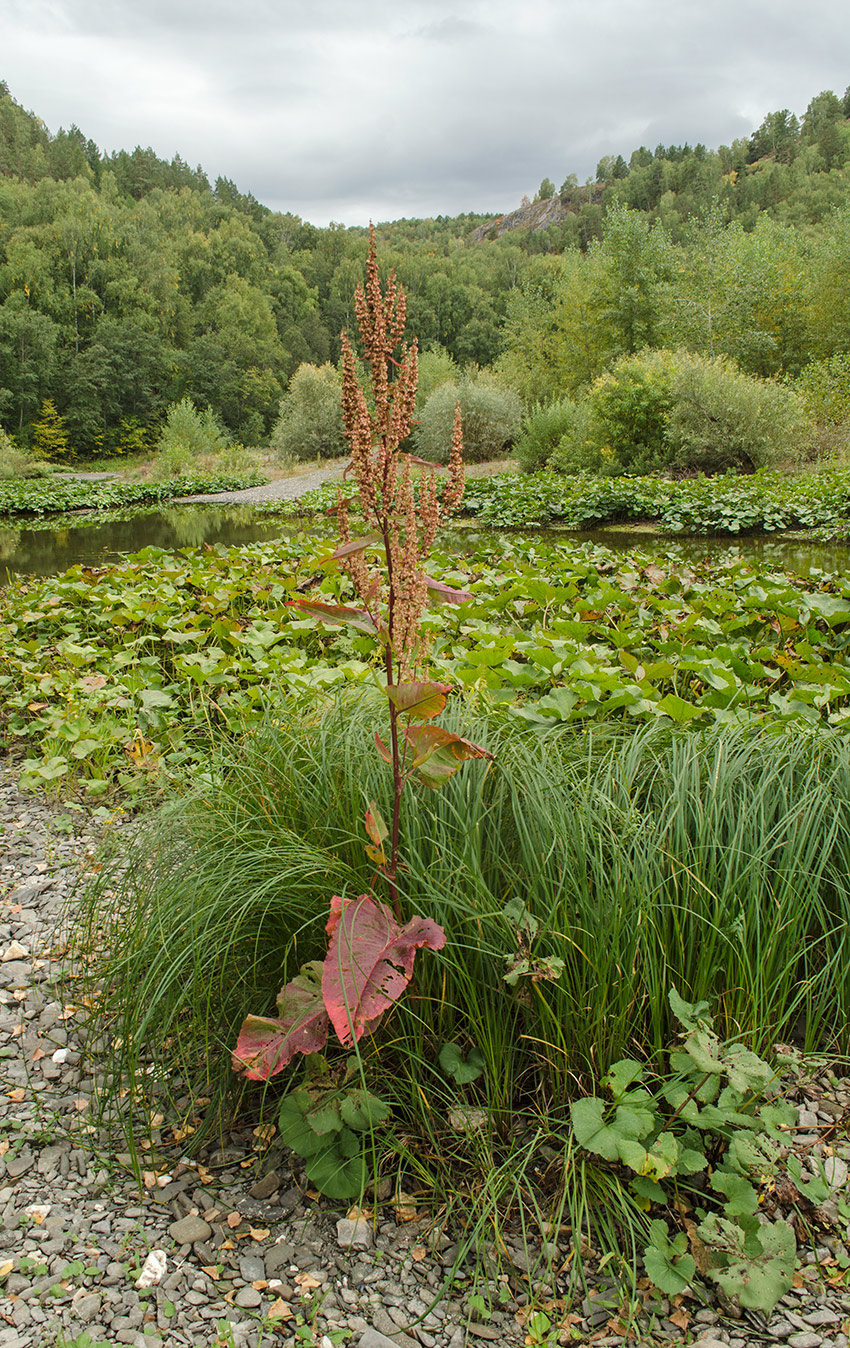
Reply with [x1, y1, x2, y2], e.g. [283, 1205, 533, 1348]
[424, 575, 473, 604]
[404, 725, 492, 789]
[386, 681, 451, 719]
[287, 598, 380, 636]
[323, 893, 446, 1046]
[318, 535, 382, 565]
[233, 962, 329, 1079]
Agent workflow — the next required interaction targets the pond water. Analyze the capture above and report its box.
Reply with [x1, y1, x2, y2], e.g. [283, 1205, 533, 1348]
[1, 504, 848, 579]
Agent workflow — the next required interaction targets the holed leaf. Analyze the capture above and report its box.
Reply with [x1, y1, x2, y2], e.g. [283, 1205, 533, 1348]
[323, 893, 446, 1046]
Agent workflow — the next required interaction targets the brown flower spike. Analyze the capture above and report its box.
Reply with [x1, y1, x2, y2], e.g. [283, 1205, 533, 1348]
[338, 225, 464, 681]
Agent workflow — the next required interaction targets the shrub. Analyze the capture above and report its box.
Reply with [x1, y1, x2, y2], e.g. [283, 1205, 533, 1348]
[414, 373, 522, 464]
[270, 362, 347, 464]
[153, 398, 232, 479]
[667, 352, 811, 473]
[0, 427, 50, 479]
[515, 397, 585, 473]
[548, 350, 813, 477]
[588, 350, 676, 473]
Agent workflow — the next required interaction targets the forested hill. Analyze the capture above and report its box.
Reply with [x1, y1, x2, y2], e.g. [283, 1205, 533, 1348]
[2, 77, 850, 455]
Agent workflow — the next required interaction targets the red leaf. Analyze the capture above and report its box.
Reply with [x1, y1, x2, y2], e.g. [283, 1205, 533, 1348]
[287, 598, 379, 636]
[424, 575, 473, 604]
[232, 961, 329, 1080]
[374, 732, 392, 765]
[385, 681, 451, 720]
[318, 535, 382, 566]
[404, 726, 493, 789]
[323, 894, 446, 1046]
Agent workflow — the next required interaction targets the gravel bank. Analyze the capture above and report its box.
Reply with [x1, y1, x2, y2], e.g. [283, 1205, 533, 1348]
[3, 768, 850, 1348]
[173, 467, 343, 506]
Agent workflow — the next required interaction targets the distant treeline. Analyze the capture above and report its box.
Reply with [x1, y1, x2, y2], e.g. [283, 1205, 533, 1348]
[1, 78, 849, 455]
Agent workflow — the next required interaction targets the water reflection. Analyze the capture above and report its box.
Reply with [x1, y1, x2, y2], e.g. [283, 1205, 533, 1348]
[1, 507, 848, 580]
[1, 506, 301, 578]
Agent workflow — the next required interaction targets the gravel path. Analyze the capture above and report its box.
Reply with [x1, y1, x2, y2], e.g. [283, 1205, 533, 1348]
[174, 467, 344, 506]
[3, 767, 850, 1347]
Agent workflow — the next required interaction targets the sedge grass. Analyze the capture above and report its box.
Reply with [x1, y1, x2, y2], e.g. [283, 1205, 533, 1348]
[72, 691, 850, 1225]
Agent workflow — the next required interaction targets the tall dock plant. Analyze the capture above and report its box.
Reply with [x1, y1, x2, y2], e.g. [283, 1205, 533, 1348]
[233, 228, 490, 1083]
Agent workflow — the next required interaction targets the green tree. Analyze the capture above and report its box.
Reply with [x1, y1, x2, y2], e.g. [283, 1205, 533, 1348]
[30, 397, 70, 458]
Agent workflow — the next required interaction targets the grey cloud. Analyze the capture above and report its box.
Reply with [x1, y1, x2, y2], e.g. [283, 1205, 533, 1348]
[3, 0, 850, 225]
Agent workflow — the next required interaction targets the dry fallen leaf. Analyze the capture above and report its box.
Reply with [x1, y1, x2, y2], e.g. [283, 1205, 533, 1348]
[201, 1265, 221, 1279]
[669, 1308, 690, 1331]
[142, 1171, 157, 1189]
[7, 1088, 25, 1102]
[0, 1141, 8, 1156]
[0, 1260, 14, 1280]
[294, 1272, 321, 1292]
[251, 1280, 268, 1291]
[253, 1123, 276, 1146]
[249, 1227, 270, 1242]
[411, 1245, 427, 1261]
[31, 1047, 47, 1063]
[266, 1298, 293, 1321]
[226, 1211, 242, 1229]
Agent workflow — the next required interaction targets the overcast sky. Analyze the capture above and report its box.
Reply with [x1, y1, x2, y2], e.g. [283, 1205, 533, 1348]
[3, 0, 850, 226]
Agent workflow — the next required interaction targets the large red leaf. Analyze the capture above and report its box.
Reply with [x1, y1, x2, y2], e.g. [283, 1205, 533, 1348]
[287, 598, 379, 635]
[385, 681, 451, 719]
[424, 575, 473, 604]
[323, 894, 446, 1046]
[232, 961, 329, 1080]
[404, 726, 493, 789]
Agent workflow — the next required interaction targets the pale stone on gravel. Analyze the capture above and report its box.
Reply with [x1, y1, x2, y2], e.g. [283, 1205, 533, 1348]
[167, 1214, 212, 1244]
[337, 1217, 374, 1250]
[823, 1156, 849, 1190]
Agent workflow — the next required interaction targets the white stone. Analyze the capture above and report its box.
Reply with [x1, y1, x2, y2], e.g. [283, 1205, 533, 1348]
[135, 1249, 167, 1288]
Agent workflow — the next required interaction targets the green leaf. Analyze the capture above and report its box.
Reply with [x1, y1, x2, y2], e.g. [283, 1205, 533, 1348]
[668, 986, 711, 1030]
[602, 1059, 644, 1099]
[338, 1089, 391, 1130]
[711, 1169, 759, 1216]
[439, 1042, 486, 1085]
[570, 1097, 619, 1161]
[643, 1221, 696, 1295]
[277, 1090, 330, 1158]
[656, 693, 705, 723]
[303, 1129, 366, 1199]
